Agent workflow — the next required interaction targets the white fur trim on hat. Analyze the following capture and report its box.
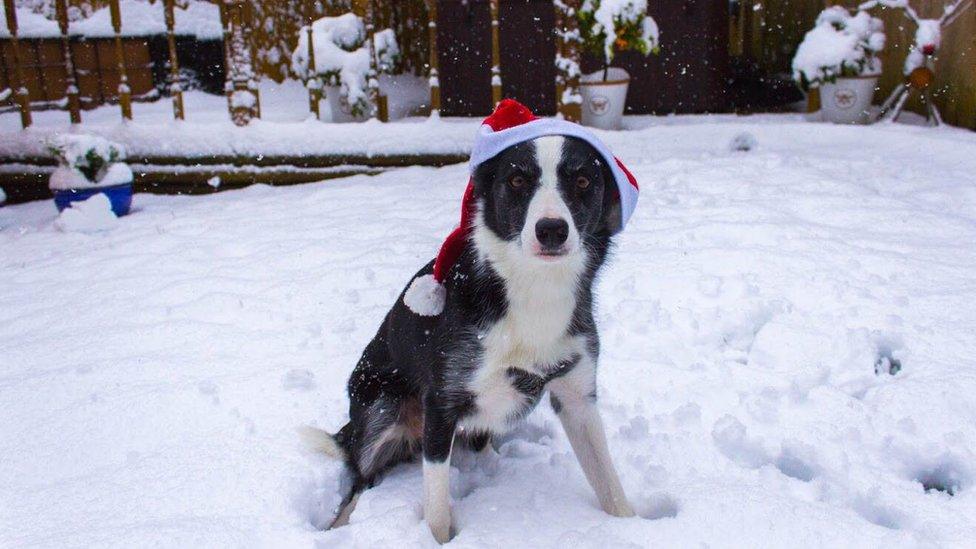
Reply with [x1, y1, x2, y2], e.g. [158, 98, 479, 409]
[403, 274, 446, 316]
[468, 118, 639, 229]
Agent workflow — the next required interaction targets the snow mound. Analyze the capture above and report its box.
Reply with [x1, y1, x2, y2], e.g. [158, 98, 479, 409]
[54, 193, 119, 233]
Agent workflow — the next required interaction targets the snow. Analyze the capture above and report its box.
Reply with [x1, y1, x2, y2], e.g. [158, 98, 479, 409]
[2, 116, 976, 546]
[291, 14, 400, 118]
[904, 19, 942, 74]
[0, 80, 463, 162]
[792, 7, 885, 90]
[0, 0, 221, 40]
[52, 192, 118, 232]
[49, 162, 133, 190]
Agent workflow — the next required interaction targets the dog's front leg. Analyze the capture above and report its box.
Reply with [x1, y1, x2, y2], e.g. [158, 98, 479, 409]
[423, 396, 457, 544]
[550, 370, 634, 518]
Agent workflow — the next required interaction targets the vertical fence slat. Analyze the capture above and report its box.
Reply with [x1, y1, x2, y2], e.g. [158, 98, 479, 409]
[226, 0, 256, 125]
[554, 0, 582, 122]
[244, 0, 261, 118]
[109, 0, 132, 119]
[425, 0, 441, 116]
[3, 0, 32, 128]
[365, 0, 387, 121]
[55, 0, 81, 123]
[219, 0, 233, 111]
[163, 0, 185, 120]
[489, 0, 502, 106]
[306, 1, 322, 118]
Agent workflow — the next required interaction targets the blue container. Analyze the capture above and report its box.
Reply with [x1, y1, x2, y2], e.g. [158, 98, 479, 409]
[54, 183, 133, 217]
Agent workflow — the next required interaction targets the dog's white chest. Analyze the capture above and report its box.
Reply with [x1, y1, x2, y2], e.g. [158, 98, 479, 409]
[459, 311, 579, 434]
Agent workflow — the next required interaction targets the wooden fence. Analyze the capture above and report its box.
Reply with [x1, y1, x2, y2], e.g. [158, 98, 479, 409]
[738, 0, 975, 129]
[4, 0, 974, 129]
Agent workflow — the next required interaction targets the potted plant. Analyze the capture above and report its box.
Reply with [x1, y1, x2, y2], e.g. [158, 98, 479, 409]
[792, 7, 886, 124]
[291, 12, 399, 122]
[48, 134, 133, 216]
[576, 0, 659, 130]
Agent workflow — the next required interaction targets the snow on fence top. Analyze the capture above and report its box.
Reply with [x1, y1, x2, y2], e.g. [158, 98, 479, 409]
[0, 0, 221, 40]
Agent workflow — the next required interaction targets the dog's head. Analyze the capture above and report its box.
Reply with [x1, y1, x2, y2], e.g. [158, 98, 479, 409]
[472, 135, 621, 264]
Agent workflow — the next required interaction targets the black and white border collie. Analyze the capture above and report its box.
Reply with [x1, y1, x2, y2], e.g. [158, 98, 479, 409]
[304, 134, 634, 543]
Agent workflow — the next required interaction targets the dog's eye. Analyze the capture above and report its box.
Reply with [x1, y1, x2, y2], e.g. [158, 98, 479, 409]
[509, 175, 526, 189]
[576, 176, 590, 190]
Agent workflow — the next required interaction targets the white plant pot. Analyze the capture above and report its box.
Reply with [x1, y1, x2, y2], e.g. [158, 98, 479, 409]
[819, 76, 879, 125]
[580, 67, 630, 130]
[323, 85, 369, 123]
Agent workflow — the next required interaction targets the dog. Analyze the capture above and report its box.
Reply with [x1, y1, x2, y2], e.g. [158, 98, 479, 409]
[303, 102, 638, 543]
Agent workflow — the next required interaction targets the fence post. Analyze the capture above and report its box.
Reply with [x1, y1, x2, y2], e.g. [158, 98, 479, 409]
[225, 0, 256, 126]
[55, 0, 81, 124]
[489, 0, 502, 106]
[219, 0, 232, 110]
[244, 0, 261, 118]
[163, 0, 185, 120]
[109, 0, 132, 120]
[425, 0, 441, 117]
[365, 0, 388, 121]
[554, 0, 582, 122]
[306, 1, 322, 118]
[3, 0, 32, 128]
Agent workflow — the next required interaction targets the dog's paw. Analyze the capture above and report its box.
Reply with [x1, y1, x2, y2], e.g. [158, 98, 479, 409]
[604, 499, 636, 518]
[426, 516, 453, 544]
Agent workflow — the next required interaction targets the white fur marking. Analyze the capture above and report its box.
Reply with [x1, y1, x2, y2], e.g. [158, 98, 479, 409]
[550, 359, 635, 518]
[520, 136, 580, 257]
[463, 135, 591, 433]
[423, 459, 453, 543]
[297, 425, 344, 460]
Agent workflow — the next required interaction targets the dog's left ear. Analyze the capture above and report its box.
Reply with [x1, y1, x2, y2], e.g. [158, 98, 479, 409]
[599, 164, 623, 235]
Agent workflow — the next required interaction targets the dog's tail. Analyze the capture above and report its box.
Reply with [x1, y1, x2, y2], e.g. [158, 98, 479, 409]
[297, 425, 346, 460]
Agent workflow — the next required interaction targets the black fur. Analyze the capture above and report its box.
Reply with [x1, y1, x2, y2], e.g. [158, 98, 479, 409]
[323, 136, 622, 524]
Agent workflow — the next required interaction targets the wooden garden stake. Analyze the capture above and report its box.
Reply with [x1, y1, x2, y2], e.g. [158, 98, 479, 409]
[364, 0, 388, 121]
[163, 0, 185, 120]
[109, 0, 132, 120]
[55, 0, 81, 124]
[554, 0, 582, 122]
[489, 0, 502, 106]
[3, 0, 33, 128]
[306, 1, 322, 118]
[225, 1, 256, 126]
[219, 0, 232, 110]
[425, 0, 441, 116]
[244, 0, 261, 118]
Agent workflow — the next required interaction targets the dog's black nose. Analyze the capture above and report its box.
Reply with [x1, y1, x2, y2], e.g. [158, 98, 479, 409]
[535, 217, 569, 249]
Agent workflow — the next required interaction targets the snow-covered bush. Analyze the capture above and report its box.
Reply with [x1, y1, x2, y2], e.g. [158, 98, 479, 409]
[792, 7, 886, 91]
[47, 134, 133, 190]
[291, 12, 400, 117]
[577, 0, 660, 79]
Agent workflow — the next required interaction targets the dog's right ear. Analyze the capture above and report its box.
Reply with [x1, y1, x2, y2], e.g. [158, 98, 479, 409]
[599, 164, 623, 235]
[472, 156, 500, 197]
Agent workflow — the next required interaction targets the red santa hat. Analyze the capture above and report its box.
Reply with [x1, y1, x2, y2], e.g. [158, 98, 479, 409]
[403, 99, 639, 316]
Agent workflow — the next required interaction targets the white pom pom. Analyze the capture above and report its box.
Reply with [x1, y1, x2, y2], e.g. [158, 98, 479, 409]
[403, 274, 446, 316]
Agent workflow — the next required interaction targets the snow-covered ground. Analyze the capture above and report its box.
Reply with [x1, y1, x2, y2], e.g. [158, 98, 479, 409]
[2, 117, 976, 547]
